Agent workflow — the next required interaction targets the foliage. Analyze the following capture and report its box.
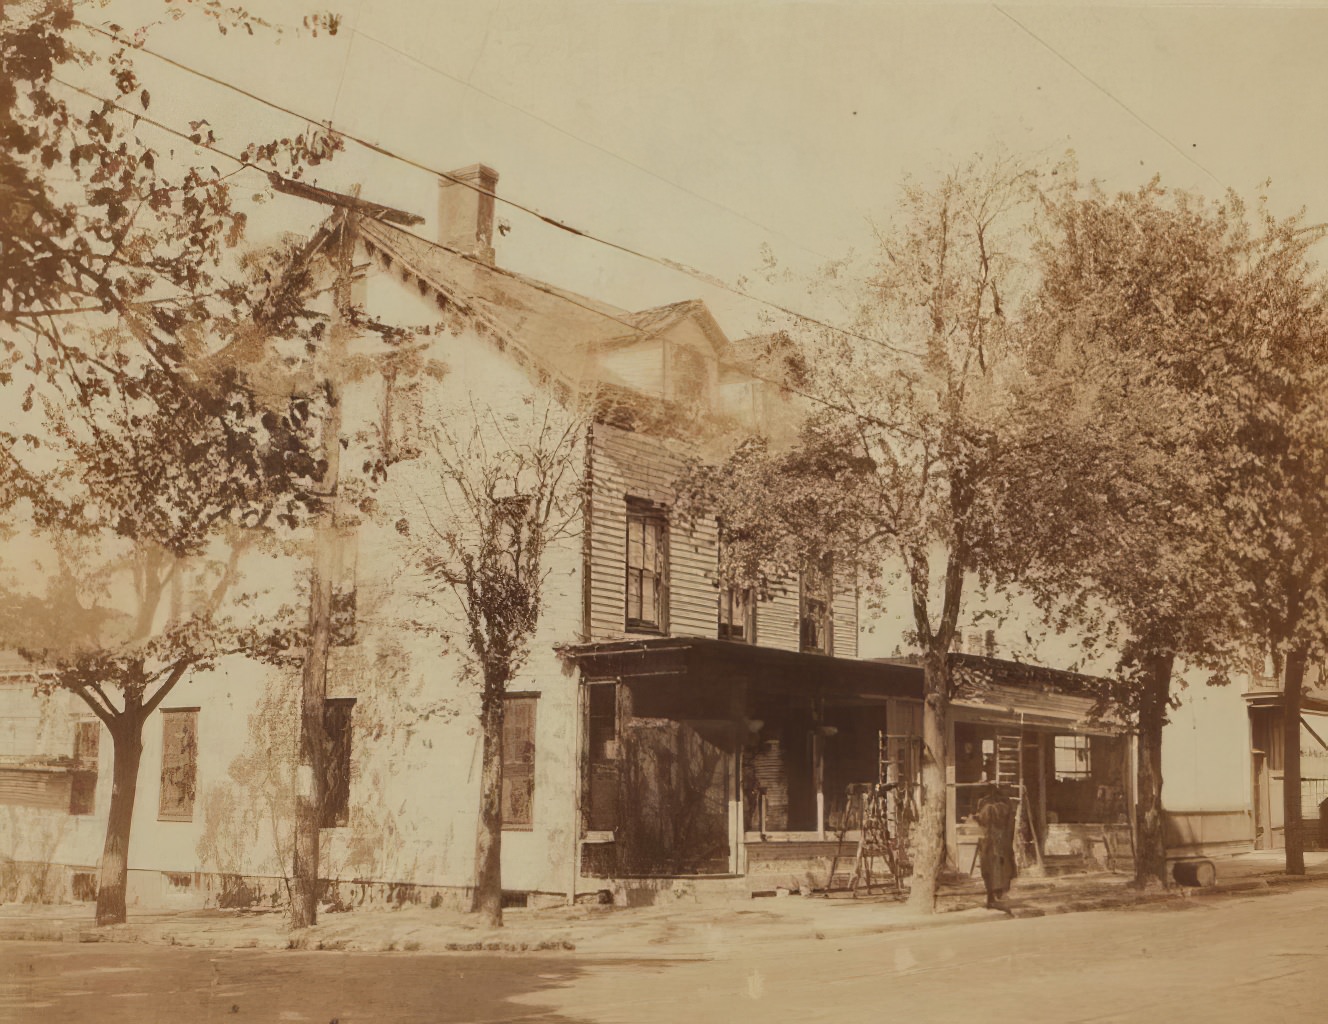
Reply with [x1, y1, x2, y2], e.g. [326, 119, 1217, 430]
[678, 154, 1057, 910]
[0, 0, 345, 924]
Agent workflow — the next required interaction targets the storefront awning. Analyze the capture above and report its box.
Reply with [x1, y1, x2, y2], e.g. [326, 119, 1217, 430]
[559, 636, 924, 704]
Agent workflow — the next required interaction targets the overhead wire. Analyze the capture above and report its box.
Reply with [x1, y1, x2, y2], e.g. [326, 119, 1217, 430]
[76, 18, 926, 363]
[44, 55, 930, 440]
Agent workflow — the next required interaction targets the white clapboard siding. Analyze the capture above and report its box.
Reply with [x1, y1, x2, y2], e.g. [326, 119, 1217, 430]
[586, 422, 860, 658]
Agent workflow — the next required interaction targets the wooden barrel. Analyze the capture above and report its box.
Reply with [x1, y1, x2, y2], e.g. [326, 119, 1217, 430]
[1172, 858, 1217, 887]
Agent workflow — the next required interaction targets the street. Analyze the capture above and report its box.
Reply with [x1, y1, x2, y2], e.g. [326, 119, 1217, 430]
[3, 886, 1327, 1023]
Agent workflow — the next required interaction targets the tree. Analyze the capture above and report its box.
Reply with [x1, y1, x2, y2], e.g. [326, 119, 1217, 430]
[387, 394, 584, 927]
[1216, 207, 1328, 875]
[0, 1, 335, 924]
[1019, 182, 1251, 886]
[1027, 181, 1328, 879]
[678, 156, 1054, 911]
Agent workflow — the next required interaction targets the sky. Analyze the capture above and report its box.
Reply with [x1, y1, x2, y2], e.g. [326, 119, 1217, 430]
[94, 0, 1328, 338]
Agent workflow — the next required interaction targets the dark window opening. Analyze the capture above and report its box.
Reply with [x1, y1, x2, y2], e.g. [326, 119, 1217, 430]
[587, 683, 619, 831]
[73, 720, 100, 764]
[626, 501, 668, 631]
[502, 695, 538, 829]
[69, 720, 100, 815]
[69, 771, 97, 816]
[322, 698, 355, 828]
[718, 585, 754, 642]
[799, 557, 832, 654]
[158, 709, 198, 822]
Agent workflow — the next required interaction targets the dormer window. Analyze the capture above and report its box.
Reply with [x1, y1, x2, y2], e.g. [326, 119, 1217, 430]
[799, 556, 832, 654]
[666, 342, 709, 405]
[626, 499, 668, 632]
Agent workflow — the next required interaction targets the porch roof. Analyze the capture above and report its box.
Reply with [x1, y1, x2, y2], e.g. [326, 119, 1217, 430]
[1244, 686, 1328, 717]
[559, 636, 923, 703]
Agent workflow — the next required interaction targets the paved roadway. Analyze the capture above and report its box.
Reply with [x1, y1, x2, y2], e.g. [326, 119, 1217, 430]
[4, 886, 1327, 1023]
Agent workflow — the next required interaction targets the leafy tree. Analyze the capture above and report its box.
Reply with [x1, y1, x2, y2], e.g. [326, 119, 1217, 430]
[1216, 207, 1328, 875]
[678, 156, 1054, 912]
[388, 394, 585, 927]
[1019, 182, 1251, 886]
[1027, 181, 1328, 879]
[0, 1, 335, 924]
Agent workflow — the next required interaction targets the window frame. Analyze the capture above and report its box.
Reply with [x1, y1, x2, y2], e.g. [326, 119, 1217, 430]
[718, 584, 756, 643]
[799, 556, 832, 655]
[1053, 734, 1093, 780]
[501, 693, 539, 831]
[157, 708, 199, 823]
[625, 499, 669, 633]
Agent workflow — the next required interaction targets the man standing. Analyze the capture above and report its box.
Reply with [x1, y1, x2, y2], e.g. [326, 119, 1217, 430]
[975, 785, 1016, 908]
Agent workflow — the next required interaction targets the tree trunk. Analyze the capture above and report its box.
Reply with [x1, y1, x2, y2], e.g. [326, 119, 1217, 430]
[290, 548, 334, 930]
[908, 649, 949, 913]
[1283, 646, 1307, 876]
[1133, 652, 1174, 888]
[471, 692, 505, 928]
[95, 713, 145, 926]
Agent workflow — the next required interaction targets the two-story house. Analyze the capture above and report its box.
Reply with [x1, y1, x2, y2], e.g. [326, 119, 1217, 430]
[1, 163, 1278, 911]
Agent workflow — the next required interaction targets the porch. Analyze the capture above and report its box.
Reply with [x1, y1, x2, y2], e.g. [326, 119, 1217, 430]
[563, 637, 924, 889]
[563, 641, 1133, 893]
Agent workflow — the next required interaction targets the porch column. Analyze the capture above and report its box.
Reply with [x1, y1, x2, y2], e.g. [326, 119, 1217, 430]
[814, 732, 826, 839]
[944, 716, 958, 868]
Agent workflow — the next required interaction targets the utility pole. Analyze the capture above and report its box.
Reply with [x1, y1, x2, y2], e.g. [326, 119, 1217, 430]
[290, 207, 355, 929]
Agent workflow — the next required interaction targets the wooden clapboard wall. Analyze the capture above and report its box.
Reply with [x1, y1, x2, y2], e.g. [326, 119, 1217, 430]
[586, 421, 857, 657]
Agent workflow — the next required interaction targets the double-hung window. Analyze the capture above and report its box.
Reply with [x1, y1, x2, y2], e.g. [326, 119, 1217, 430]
[625, 500, 668, 631]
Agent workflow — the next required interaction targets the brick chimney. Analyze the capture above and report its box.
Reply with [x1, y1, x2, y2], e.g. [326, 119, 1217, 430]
[437, 164, 499, 265]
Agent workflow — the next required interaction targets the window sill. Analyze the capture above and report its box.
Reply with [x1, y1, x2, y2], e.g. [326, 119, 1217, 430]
[625, 624, 665, 636]
[157, 814, 194, 823]
[502, 824, 534, 833]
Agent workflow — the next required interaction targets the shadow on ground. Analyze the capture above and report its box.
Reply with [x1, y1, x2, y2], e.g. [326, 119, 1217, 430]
[0, 941, 653, 1024]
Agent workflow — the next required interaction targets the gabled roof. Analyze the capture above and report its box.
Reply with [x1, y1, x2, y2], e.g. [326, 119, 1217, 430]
[356, 218, 733, 400]
[598, 299, 733, 357]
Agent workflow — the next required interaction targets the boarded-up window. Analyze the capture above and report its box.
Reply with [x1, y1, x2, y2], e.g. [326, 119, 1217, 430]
[626, 501, 668, 631]
[502, 695, 537, 829]
[0, 768, 70, 810]
[158, 709, 198, 821]
[322, 698, 355, 828]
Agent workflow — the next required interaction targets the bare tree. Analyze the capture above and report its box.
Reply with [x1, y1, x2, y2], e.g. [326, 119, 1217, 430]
[389, 393, 585, 927]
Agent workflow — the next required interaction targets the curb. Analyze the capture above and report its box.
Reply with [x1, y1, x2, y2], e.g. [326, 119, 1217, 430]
[4, 872, 1327, 953]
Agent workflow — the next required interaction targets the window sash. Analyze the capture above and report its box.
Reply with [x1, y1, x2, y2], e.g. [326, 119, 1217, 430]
[1053, 735, 1092, 779]
[626, 508, 667, 629]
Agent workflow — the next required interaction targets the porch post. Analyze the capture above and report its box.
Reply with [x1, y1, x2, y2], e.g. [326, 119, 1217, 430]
[944, 715, 958, 868]
[730, 741, 744, 874]
[814, 732, 826, 839]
